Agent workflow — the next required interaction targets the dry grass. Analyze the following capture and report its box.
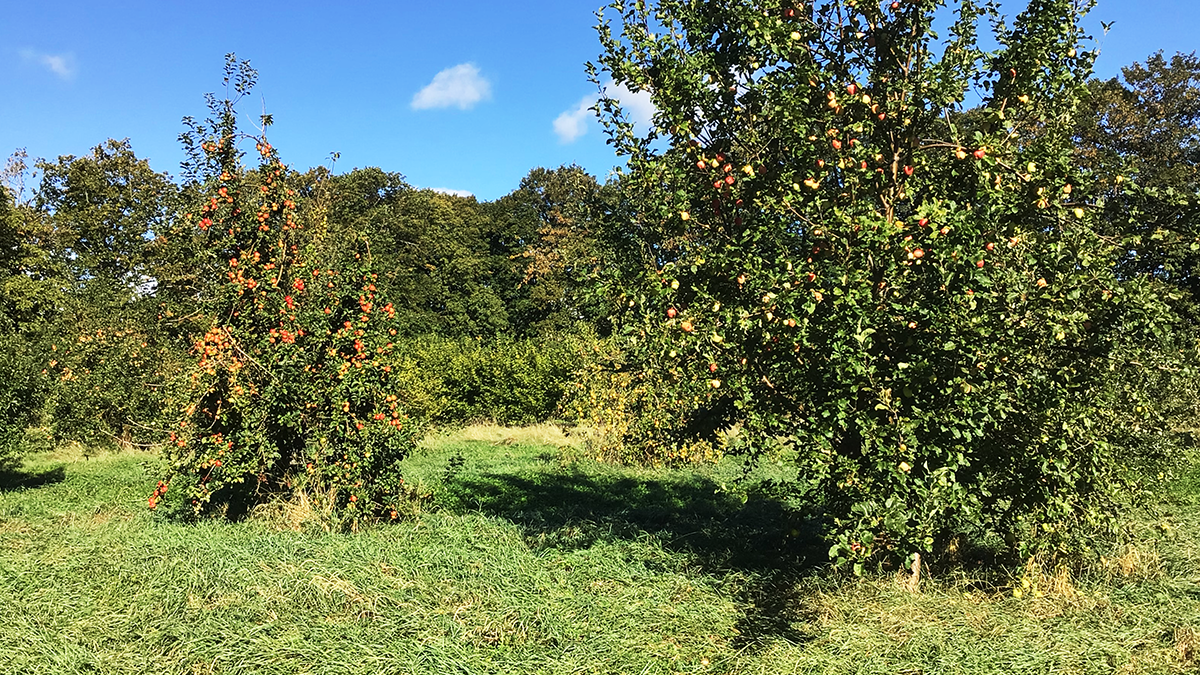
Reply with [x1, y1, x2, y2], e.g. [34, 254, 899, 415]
[423, 422, 582, 450]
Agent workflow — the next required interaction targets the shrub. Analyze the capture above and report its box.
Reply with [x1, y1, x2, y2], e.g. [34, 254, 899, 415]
[387, 333, 593, 427]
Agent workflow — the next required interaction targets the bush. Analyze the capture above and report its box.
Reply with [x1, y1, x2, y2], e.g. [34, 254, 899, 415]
[387, 332, 593, 427]
[560, 339, 724, 465]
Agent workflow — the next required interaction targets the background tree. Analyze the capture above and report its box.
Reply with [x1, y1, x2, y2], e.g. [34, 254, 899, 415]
[487, 165, 613, 335]
[0, 186, 49, 469]
[1072, 52, 1200, 322]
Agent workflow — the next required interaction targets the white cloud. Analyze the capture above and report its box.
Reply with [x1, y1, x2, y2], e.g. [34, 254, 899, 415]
[553, 96, 595, 143]
[552, 81, 656, 144]
[605, 81, 655, 129]
[19, 48, 76, 80]
[430, 187, 474, 198]
[411, 63, 491, 111]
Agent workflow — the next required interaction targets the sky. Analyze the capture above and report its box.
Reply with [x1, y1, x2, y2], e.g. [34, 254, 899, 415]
[3, 0, 1198, 202]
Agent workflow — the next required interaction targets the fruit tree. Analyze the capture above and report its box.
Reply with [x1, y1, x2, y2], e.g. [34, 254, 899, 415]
[592, 0, 1183, 568]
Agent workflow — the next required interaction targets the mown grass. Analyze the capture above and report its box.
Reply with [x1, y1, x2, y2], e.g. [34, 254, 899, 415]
[0, 430, 1196, 674]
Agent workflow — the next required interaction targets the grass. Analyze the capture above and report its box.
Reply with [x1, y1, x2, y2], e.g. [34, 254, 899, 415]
[0, 427, 1197, 674]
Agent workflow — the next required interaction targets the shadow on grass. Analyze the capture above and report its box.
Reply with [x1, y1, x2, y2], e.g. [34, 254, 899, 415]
[443, 466, 823, 649]
[0, 465, 66, 492]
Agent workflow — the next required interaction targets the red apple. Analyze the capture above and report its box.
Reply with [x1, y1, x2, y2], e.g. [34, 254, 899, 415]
[974, 148, 987, 159]
[667, 307, 677, 318]
[709, 363, 718, 373]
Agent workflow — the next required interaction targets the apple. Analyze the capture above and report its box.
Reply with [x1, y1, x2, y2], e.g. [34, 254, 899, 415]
[832, 139, 842, 150]
[985, 242, 994, 251]
[917, 218, 928, 227]
[667, 307, 677, 318]
[977, 260, 985, 268]
[974, 148, 987, 159]
[681, 320, 694, 333]
[904, 165, 914, 176]
[846, 83, 857, 96]
[912, 248, 925, 259]
[956, 148, 968, 160]
[709, 363, 718, 373]
[784, 7, 795, 17]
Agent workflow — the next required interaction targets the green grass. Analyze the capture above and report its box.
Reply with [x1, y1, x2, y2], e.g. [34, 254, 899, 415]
[0, 433, 1197, 674]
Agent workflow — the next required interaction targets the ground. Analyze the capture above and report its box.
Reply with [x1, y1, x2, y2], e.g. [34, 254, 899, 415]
[0, 426, 1196, 674]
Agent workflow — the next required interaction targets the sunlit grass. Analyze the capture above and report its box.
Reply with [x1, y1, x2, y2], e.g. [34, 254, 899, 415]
[0, 433, 1196, 674]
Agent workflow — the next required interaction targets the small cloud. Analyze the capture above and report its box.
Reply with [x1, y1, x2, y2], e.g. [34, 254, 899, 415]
[553, 96, 596, 144]
[412, 63, 491, 111]
[605, 81, 655, 128]
[430, 187, 474, 198]
[20, 48, 76, 80]
[552, 81, 656, 144]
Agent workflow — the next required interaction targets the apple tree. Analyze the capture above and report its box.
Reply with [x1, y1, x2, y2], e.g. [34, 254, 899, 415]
[155, 56, 421, 522]
[592, 0, 1182, 567]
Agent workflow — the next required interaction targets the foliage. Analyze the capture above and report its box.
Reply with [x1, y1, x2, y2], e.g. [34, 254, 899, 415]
[1076, 51, 1200, 193]
[385, 333, 591, 426]
[1073, 52, 1200, 321]
[487, 165, 615, 335]
[591, 0, 1182, 568]
[34, 139, 179, 299]
[561, 337, 724, 465]
[157, 56, 421, 522]
[0, 186, 50, 469]
[43, 315, 186, 451]
[326, 169, 513, 338]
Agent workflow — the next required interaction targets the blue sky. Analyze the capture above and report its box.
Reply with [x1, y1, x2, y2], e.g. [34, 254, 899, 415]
[3, 0, 1198, 202]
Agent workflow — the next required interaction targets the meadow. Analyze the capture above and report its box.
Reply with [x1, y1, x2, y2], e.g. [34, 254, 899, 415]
[1, 426, 1196, 675]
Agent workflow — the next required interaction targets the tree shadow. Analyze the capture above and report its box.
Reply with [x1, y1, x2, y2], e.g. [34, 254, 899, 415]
[443, 465, 824, 649]
[0, 465, 67, 492]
